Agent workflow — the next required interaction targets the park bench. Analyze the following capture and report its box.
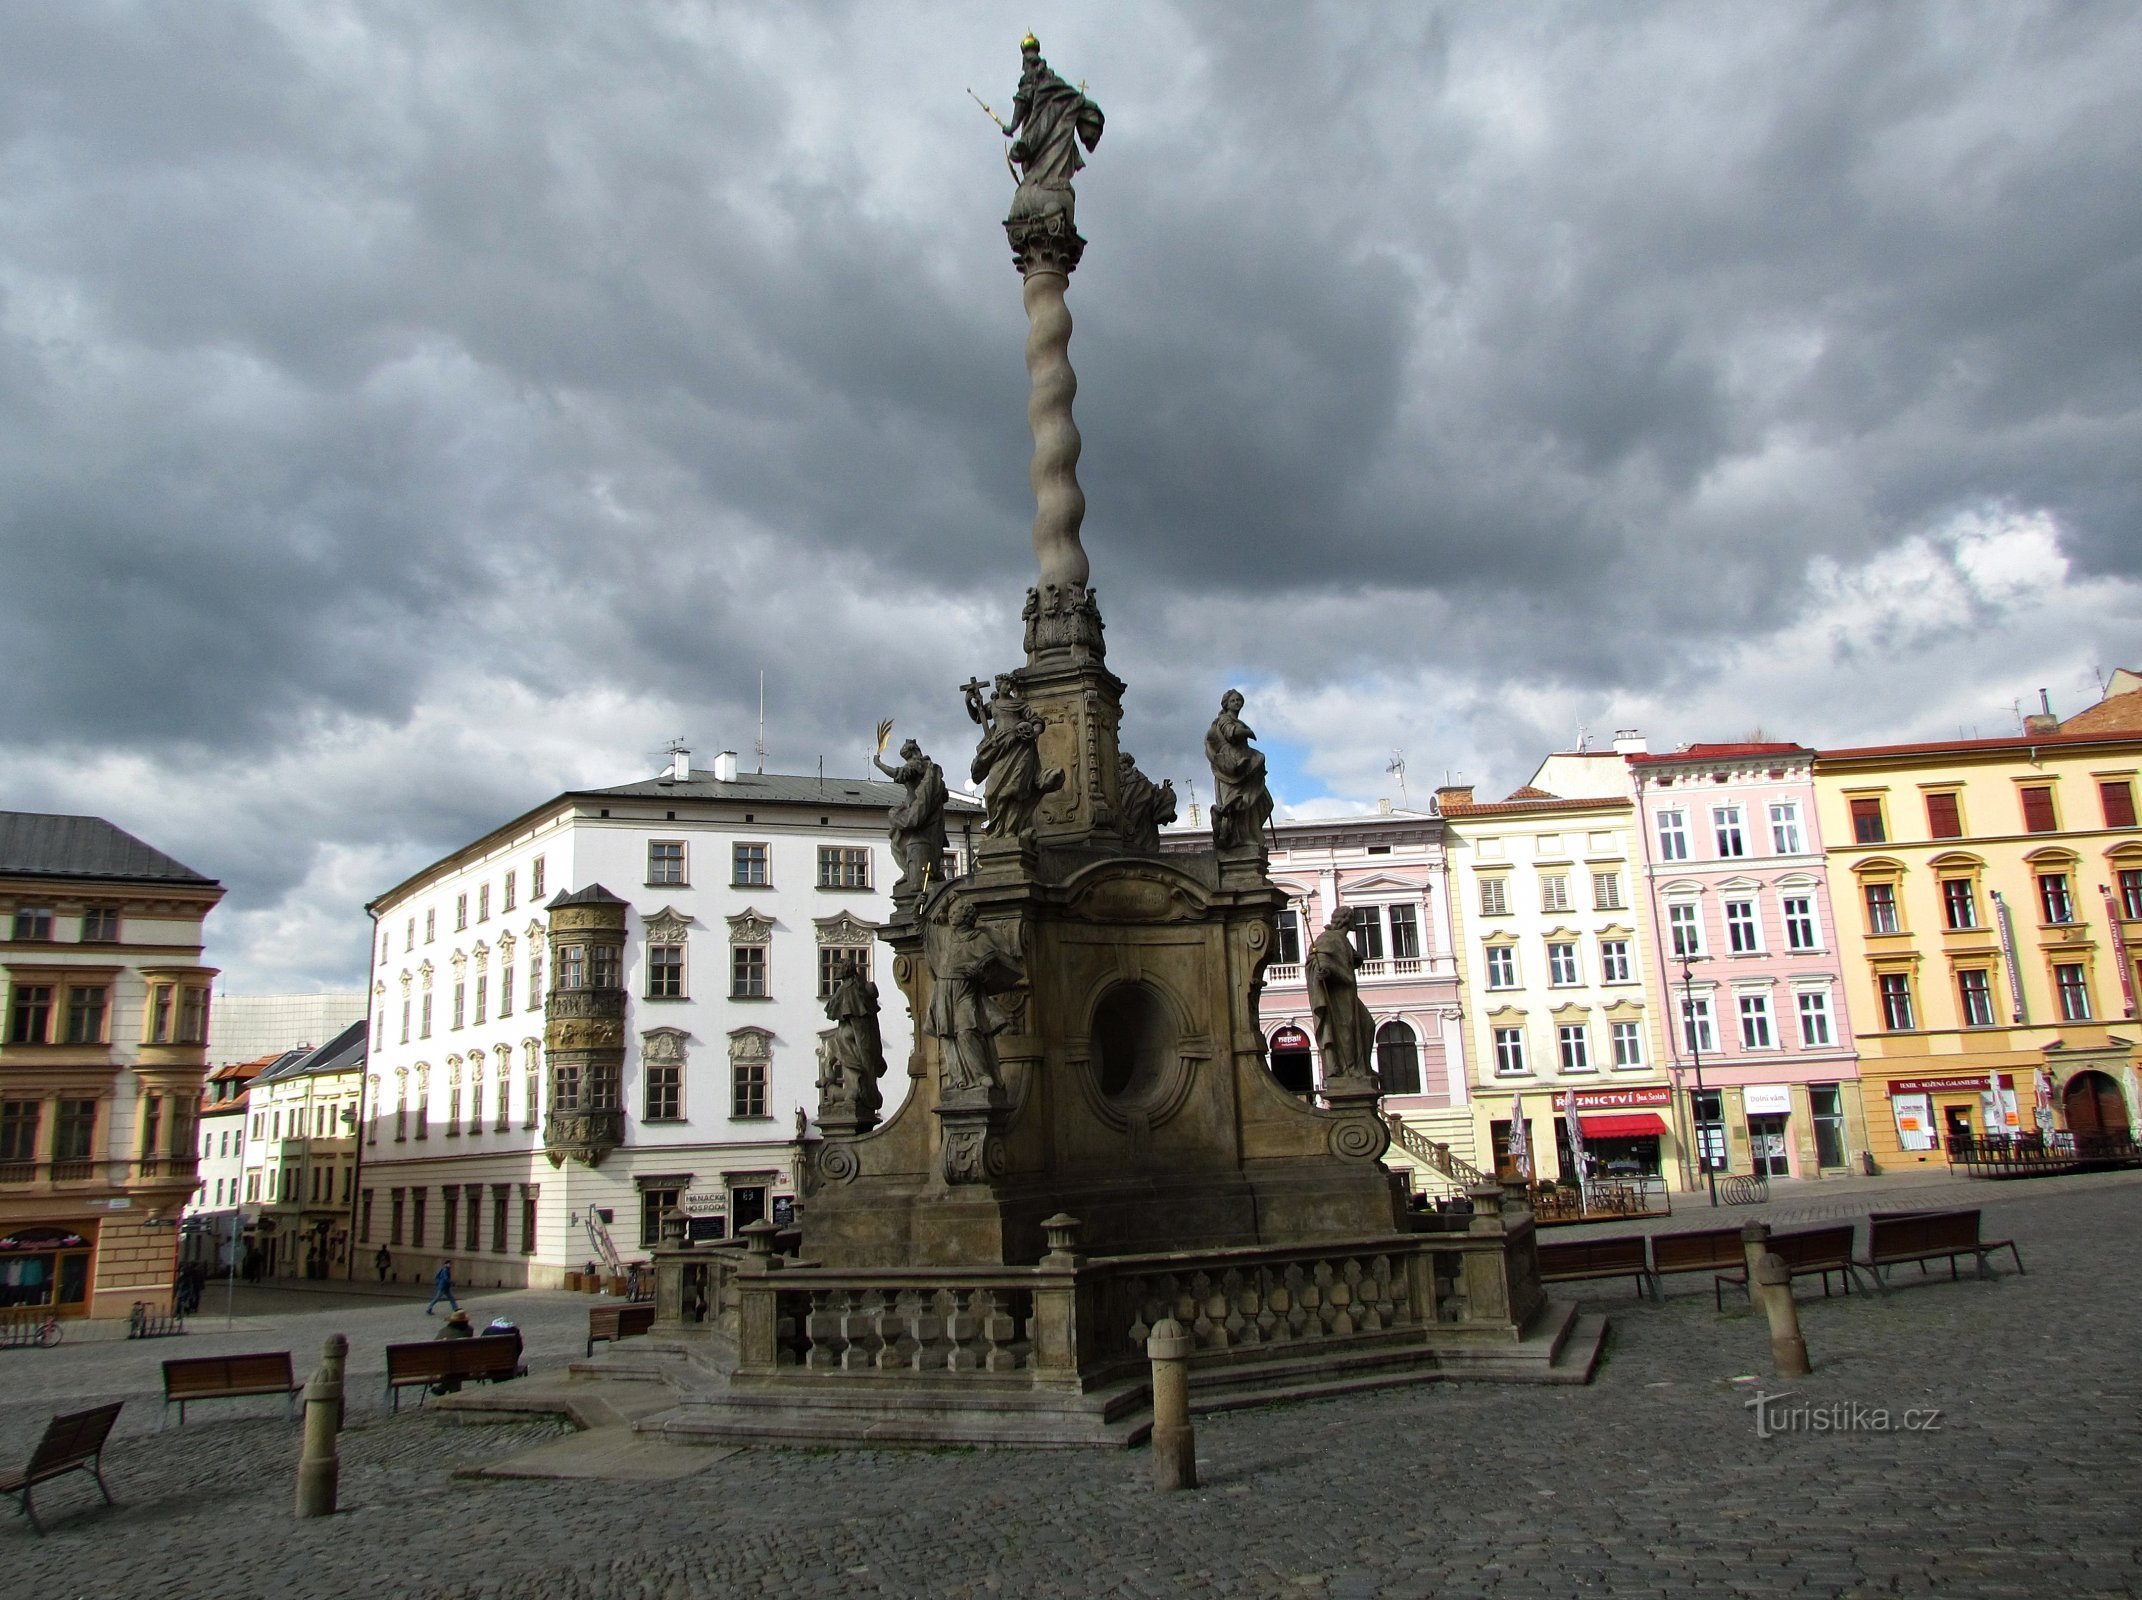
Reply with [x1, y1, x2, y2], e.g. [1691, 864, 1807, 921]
[1649, 1227, 1745, 1294]
[1855, 1209, 2024, 1290]
[1713, 1224, 1860, 1308]
[586, 1301, 658, 1358]
[384, 1334, 526, 1411]
[1536, 1235, 1657, 1301]
[1, 1400, 122, 1534]
[160, 1351, 302, 1427]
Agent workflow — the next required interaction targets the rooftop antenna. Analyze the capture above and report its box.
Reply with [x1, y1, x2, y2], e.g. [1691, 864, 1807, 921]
[1386, 749, 1408, 805]
[661, 736, 689, 778]
[756, 671, 766, 774]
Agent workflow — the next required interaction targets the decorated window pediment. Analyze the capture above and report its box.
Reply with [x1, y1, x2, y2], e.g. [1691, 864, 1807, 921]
[645, 908, 695, 944]
[642, 1026, 691, 1066]
[417, 960, 434, 985]
[450, 949, 467, 971]
[1342, 872, 1423, 894]
[728, 1026, 774, 1063]
[1480, 930, 1520, 948]
[728, 910, 775, 944]
[398, 971, 412, 991]
[1595, 922, 1636, 939]
[527, 919, 546, 941]
[1600, 999, 1646, 1019]
[1548, 1000, 1592, 1018]
[471, 942, 489, 967]
[497, 931, 517, 957]
[1715, 876, 1762, 894]
[813, 910, 879, 948]
[1484, 1003, 1529, 1021]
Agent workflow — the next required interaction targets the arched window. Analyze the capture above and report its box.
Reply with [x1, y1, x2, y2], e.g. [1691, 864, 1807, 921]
[1376, 1021, 1421, 1096]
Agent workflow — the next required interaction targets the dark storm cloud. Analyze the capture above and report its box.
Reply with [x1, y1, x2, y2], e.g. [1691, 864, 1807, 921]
[2, 1, 2139, 987]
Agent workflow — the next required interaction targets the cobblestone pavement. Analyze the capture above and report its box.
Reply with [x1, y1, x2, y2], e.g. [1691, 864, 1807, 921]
[6, 1171, 2140, 1598]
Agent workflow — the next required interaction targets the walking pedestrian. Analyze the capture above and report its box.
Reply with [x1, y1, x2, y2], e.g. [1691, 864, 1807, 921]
[374, 1245, 392, 1283]
[426, 1258, 459, 1315]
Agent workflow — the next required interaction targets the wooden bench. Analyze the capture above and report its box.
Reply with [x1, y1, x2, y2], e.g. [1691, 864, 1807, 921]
[2, 1401, 122, 1534]
[1650, 1227, 1745, 1293]
[1856, 1209, 2024, 1290]
[586, 1301, 657, 1358]
[161, 1351, 302, 1427]
[1714, 1225, 1861, 1308]
[1536, 1235, 1657, 1300]
[384, 1334, 526, 1411]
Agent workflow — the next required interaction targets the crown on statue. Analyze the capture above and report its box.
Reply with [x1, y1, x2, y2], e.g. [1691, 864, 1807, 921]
[1021, 32, 1040, 51]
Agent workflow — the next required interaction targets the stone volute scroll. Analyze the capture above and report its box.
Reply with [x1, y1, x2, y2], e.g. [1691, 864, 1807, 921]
[872, 721, 950, 900]
[965, 673, 1065, 847]
[1206, 688, 1275, 855]
[1114, 752, 1178, 853]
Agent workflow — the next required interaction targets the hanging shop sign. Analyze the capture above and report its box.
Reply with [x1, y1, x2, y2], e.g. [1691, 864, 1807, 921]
[1888, 1073, 2016, 1095]
[2104, 885, 2138, 1018]
[1551, 1086, 1671, 1111]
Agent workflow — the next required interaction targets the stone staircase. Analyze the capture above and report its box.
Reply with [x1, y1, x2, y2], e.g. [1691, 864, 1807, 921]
[1386, 1114, 1492, 1196]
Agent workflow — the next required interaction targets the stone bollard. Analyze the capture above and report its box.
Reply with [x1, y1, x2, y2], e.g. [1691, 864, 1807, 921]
[295, 1333, 347, 1519]
[1147, 1316, 1197, 1492]
[1739, 1220, 1772, 1286]
[1754, 1253, 1812, 1377]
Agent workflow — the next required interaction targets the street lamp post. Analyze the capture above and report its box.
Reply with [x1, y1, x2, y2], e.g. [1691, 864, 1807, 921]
[1680, 952, 1719, 1208]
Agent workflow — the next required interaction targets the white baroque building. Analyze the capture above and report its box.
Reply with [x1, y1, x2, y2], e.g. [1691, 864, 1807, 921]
[357, 751, 976, 1289]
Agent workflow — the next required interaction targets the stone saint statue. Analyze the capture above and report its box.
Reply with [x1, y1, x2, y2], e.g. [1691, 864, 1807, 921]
[816, 957, 888, 1128]
[1115, 753, 1178, 853]
[872, 724, 950, 896]
[1205, 688, 1275, 852]
[1307, 906, 1378, 1086]
[924, 900, 1025, 1096]
[998, 34, 1104, 230]
[965, 673, 1064, 846]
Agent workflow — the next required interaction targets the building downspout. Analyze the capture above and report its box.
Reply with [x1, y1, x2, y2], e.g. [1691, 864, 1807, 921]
[1633, 770, 1696, 1192]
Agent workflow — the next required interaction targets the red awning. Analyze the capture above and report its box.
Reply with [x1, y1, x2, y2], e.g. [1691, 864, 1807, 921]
[1581, 1112, 1669, 1139]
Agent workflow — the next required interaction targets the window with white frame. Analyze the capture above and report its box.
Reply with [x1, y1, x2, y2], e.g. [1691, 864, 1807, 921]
[455, 893, 468, 931]
[1713, 806, 1745, 858]
[503, 870, 516, 911]
[1956, 968, 1995, 1028]
[818, 946, 869, 998]
[1610, 1020, 1643, 1067]
[1591, 870, 1622, 910]
[649, 841, 687, 886]
[1274, 909, 1302, 966]
[1539, 874, 1571, 913]
[1547, 942, 1580, 986]
[1556, 1024, 1592, 1072]
[2054, 963, 2092, 1021]
[1656, 809, 1689, 861]
[1667, 902, 1703, 957]
[1493, 1027, 1527, 1076]
[817, 846, 871, 889]
[1737, 993, 1774, 1049]
[1796, 990, 1833, 1047]
[1724, 898, 1762, 954]
[478, 883, 490, 922]
[732, 944, 768, 999]
[1680, 995, 1715, 1053]
[1484, 945, 1518, 989]
[1386, 904, 1421, 960]
[1346, 908, 1386, 962]
[1478, 877, 1510, 916]
[1781, 895, 1819, 951]
[1769, 801, 1803, 855]
[1598, 938, 1631, 983]
[530, 856, 546, 898]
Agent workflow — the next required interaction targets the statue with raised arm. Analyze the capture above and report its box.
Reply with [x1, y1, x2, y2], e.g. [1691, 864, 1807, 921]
[997, 34, 1104, 232]
[924, 900, 1025, 1096]
[965, 673, 1063, 846]
[1308, 906, 1378, 1088]
[872, 721, 950, 896]
[1205, 688, 1275, 853]
[1116, 752, 1178, 853]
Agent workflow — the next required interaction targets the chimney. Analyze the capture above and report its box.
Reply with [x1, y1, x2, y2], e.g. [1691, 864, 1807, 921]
[713, 749, 739, 782]
[1611, 729, 1647, 755]
[2023, 690, 2059, 736]
[1435, 784, 1475, 810]
[667, 746, 691, 781]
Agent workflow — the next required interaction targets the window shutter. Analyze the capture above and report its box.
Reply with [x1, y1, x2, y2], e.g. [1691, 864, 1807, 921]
[1849, 797, 1885, 843]
[2020, 787, 2057, 833]
[2100, 780, 2138, 830]
[1925, 792, 1961, 839]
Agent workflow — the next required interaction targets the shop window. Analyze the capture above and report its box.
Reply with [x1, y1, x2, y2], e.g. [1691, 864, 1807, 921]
[1810, 1085, 1847, 1168]
[1691, 1089, 1727, 1172]
[1374, 1021, 1420, 1095]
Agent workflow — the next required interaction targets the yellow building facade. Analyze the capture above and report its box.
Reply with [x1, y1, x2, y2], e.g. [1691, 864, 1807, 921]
[1814, 726, 2142, 1173]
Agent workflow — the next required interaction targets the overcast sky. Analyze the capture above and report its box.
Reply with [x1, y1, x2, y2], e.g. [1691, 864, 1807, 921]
[3, 1, 2139, 994]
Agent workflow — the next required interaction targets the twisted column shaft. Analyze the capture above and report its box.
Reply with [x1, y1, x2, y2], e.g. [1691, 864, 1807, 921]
[1023, 269, 1089, 592]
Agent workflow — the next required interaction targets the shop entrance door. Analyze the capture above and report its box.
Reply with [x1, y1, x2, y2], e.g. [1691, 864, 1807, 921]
[730, 1186, 767, 1231]
[1747, 1114, 1792, 1177]
[2063, 1070, 2130, 1138]
[1943, 1105, 1976, 1150]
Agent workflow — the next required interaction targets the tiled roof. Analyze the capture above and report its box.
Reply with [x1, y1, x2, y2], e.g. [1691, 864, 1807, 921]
[1627, 742, 1809, 766]
[1818, 728, 2142, 762]
[1440, 794, 1626, 818]
[254, 1022, 366, 1083]
[0, 811, 216, 885]
[2059, 688, 2142, 736]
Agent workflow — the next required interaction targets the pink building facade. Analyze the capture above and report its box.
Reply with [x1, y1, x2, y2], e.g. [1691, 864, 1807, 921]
[1624, 742, 1869, 1182]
